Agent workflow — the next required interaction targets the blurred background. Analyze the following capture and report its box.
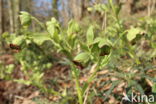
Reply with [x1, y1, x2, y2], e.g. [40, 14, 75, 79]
[0, 0, 155, 34]
[0, 0, 156, 104]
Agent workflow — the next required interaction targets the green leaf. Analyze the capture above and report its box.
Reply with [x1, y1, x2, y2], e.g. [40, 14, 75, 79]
[93, 37, 102, 44]
[86, 25, 94, 45]
[152, 83, 156, 93]
[31, 34, 51, 45]
[12, 35, 25, 45]
[135, 83, 144, 95]
[89, 4, 109, 13]
[46, 18, 60, 43]
[46, 21, 54, 35]
[91, 43, 100, 54]
[2, 32, 9, 38]
[100, 54, 111, 68]
[19, 11, 32, 26]
[46, 18, 59, 35]
[127, 27, 141, 41]
[80, 42, 89, 52]
[98, 39, 111, 48]
[128, 80, 144, 95]
[74, 52, 90, 62]
[6, 64, 14, 74]
[2, 33, 16, 44]
[67, 20, 80, 35]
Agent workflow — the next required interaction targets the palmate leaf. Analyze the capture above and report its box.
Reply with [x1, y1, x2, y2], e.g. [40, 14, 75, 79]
[128, 80, 144, 95]
[104, 80, 120, 101]
[144, 75, 156, 82]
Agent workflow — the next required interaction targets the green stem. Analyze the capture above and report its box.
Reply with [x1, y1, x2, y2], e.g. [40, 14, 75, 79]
[71, 65, 83, 104]
[75, 75, 83, 104]
[108, 0, 116, 15]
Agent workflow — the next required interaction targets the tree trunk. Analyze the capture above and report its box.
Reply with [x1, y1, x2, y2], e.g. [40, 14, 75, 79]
[120, 0, 133, 16]
[61, 0, 69, 26]
[20, 0, 32, 13]
[52, 0, 58, 20]
[8, 0, 14, 33]
[14, 0, 20, 32]
[0, 0, 4, 34]
[69, 0, 82, 21]
[81, 0, 90, 19]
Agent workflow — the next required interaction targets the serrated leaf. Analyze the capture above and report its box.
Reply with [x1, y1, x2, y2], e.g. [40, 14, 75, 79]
[128, 80, 144, 95]
[74, 52, 90, 62]
[104, 81, 120, 100]
[127, 27, 141, 41]
[87, 25, 94, 45]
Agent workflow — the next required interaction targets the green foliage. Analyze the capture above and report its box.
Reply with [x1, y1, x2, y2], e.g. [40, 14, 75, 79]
[86, 25, 94, 45]
[127, 27, 142, 41]
[0, 62, 14, 80]
[19, 11, 32, 27]
[74, 52, 90, 63]
[1, 1, 156, 104]
[46, 18, 60, 42]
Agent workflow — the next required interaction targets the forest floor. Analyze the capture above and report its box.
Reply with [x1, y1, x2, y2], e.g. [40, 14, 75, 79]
[0, 53, 119, 104]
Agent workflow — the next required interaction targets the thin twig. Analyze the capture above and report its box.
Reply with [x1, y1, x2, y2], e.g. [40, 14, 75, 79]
[151, 0, 156, 15]
[148, 0, 151, 17]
